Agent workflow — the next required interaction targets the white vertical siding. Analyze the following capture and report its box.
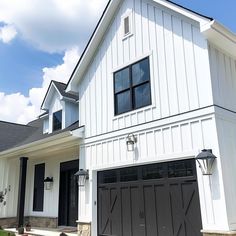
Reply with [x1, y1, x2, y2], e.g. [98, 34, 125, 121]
[64, 102, 79, 128]
[82, 116, 214, 170]
[24, 147, 79, 218]
[209, 43, 236, 112]
[215, 113, 236, 230]
[78, 0, 213, 139]
[0, 158, 19, 218]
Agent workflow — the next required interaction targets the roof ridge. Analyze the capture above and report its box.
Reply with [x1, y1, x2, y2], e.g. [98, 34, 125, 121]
[0, 120, 31, 127]
[52, 80, 66, 86]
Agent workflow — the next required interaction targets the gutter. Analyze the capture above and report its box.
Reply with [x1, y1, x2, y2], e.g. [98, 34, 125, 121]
[201, 20, 236, 57]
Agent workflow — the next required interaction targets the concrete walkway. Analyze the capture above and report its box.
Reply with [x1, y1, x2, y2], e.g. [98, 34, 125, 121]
[5, 227, 77, 236]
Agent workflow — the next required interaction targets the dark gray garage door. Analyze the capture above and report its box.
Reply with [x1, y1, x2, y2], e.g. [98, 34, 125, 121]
[98, 159, 202, 236]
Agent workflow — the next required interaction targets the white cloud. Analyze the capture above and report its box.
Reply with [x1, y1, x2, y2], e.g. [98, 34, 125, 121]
[0, 1, 109, 124]
[0, 47, 80, 124]
[0, 24, 17, 43]
[0, 0, 109, 52]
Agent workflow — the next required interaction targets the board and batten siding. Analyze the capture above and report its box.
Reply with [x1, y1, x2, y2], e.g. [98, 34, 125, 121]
[78, 0, 213, 138]
[209, 43, 236, 112]
[79, 115, 229, 231]
[0, 158, 19, 218]
[81, 116, 216, 170]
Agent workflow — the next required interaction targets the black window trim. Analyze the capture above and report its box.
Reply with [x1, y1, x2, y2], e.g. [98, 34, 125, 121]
[113, 57, 152, 116]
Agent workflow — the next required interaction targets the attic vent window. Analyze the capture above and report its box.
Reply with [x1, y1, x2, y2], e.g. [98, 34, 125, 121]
[122, 11, 133, 39]
[124, 16, 130, 35]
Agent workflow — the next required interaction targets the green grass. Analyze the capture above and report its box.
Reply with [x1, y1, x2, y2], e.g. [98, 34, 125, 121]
[0, 230, 15, 236]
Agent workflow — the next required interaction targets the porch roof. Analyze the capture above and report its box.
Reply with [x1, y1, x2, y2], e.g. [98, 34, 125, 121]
[0, 118, 83, 158]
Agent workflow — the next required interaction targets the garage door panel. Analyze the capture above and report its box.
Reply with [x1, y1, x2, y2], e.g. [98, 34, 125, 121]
[121, 187, 132, 236]
[131, 186, 144, 236]
[98, 159, 202, 236]
[110, 188, 122, 236]
[155, 184, 173, 236]
[98, 187, 111, 235]
[143, 185, 158, 236]
[182, 183, 202, 236]
[169, 182, 202, 236]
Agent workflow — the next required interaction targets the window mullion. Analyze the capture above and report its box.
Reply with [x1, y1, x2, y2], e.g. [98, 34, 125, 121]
[130, 65, 134, 110]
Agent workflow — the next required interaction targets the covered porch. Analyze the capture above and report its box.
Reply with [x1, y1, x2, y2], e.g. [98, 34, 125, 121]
[0, 127, 84, 231]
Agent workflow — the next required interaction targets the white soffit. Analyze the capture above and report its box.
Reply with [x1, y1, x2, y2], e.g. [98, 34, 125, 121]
[201, 20, 236, 58]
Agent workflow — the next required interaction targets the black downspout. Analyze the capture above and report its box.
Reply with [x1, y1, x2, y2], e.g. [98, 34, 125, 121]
[16, 157, 28, 228]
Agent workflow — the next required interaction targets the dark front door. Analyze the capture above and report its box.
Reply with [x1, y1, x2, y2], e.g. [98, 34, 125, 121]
[58, 159, 79, 227]
[98, 159, 202, 236]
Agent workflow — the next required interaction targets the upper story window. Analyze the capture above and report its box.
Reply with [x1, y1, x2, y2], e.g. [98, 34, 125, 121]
[114, 57, 151, 115]
[53, 110, 62, 131]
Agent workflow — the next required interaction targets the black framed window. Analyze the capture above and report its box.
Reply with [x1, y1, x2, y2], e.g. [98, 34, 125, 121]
[33, 163, 45, 212]
[53, 110, 62, 131]
[114, 57, 151, 115]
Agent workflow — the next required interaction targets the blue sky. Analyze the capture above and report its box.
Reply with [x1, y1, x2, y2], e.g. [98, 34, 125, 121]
[0, 0, 235, 123]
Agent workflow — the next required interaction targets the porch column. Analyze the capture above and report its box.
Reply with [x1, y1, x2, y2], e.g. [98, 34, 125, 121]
[17, 157, 28, 228]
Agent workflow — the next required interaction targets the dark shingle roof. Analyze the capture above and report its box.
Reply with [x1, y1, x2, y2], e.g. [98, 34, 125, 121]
[0, 121, 37, 152]
[53, 81, 78, 100]
[0, 119, 79, 153]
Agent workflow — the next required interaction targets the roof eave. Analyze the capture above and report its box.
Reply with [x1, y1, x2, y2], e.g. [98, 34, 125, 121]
[66, 0, 122, 92]
[0, 127, 84, 158]
[201, 20, 236, 58]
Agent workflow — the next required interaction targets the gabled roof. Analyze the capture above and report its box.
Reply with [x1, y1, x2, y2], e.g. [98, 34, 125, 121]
[66, 0, 213, 92]
[41, 80, 78, 110]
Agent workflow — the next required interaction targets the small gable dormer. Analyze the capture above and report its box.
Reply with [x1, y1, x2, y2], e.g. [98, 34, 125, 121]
[41, 80, 79, 134]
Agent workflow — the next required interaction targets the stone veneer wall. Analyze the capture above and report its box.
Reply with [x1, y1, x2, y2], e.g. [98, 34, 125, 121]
[0, 216, 58, 228]
[0, 217, 17, 228]
[25, 216, 58, 228]
[77, 222, 91, 236]
[202, 230, 236, 236]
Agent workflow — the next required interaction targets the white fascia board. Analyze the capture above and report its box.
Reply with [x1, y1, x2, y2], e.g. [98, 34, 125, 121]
[72, 126, 85, 138]
[42, 82, 64, 110]
[201, 20, 236, 58]
[66, 0, 123, 92]
[153, 0, 211, 26]
[0, 131, 74, 158]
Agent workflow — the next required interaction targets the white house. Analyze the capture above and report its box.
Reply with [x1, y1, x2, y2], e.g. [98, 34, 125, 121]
[1, 0, 236, 236]
[0, 80, 84, 229]
[66, 0, 236, 236]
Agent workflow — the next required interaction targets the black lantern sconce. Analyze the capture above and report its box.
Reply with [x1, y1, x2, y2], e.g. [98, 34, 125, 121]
[44, 177, 53, 190]
[196, 149, 217, 175]
[75, 169, 89, 187]
[126, 133, 137, 152]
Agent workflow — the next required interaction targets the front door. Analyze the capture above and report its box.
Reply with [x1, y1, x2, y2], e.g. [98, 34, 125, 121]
[98, 159, 202, 236]
[58, 159, 79, 227]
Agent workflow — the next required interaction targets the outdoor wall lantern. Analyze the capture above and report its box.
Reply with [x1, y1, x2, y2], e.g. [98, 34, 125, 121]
[75, 169, 89, 187]
[196, 149, 217, 175]
[44, 177, 54, 190]
[126, 133, 137, 152]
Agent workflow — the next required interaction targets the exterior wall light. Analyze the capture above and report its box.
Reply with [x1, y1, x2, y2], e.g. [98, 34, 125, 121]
[44, 177, 53, 190]
[75, 169, 89, 187]
[126, 133, 137, 152]
[196, 149, 217, 175]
